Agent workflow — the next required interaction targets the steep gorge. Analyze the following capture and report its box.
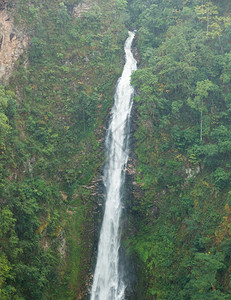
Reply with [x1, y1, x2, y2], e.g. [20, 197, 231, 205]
[1, 0, 231, 300]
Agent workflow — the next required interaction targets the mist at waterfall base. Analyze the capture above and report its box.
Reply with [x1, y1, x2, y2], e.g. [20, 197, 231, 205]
[90, 32, 137, 300]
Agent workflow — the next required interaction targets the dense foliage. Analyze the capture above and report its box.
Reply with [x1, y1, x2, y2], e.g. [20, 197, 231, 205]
[126, 0, 231, 299]
[0, 0, 128, 298]
[2, 0, 231, 299]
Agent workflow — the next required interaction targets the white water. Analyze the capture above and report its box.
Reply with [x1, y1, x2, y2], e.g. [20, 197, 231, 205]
[90, 31, 137, 300]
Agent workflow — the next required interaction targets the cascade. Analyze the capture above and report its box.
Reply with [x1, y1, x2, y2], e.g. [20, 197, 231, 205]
[90, 31, 137, 300]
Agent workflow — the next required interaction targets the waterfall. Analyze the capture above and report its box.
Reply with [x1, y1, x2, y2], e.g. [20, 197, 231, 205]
[90, 31, 137, 300]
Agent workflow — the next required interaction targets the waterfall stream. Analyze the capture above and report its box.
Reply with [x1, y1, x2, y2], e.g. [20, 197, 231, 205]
[90, 31, 137, 300]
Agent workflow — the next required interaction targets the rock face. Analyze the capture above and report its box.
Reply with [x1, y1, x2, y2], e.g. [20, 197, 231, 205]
[0, 9, 28, 82]
[73, 1, 95, 18]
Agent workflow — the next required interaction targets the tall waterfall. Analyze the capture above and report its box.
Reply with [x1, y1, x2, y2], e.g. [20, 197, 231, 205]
[90, 31, 137, 300]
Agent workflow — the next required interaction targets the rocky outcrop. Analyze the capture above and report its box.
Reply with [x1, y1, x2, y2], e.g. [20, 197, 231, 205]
[73, 1, 95, 18]
[0, 9, 28, 82]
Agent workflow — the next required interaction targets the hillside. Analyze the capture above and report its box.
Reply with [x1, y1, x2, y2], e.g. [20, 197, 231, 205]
[0, 0, 128, 299]
[1, 0, 231, 299]
[127, 0, 231, 299]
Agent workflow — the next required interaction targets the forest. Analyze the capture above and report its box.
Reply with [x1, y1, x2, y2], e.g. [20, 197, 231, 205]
[0, 0, 231, 299]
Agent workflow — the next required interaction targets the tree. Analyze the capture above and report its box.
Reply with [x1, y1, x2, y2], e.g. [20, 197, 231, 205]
[187, 80, 215, 142]
[195, 2, 219, 35]
[0, 86, 10, 145]
[195, 2, 231, 53]
[181, 252, 226, 299]
[0, 255, 13, 300]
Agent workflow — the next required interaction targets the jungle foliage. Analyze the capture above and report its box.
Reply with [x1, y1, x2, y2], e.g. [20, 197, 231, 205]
[1, 0, 231, 299]
[0, 0, 128, 299]
[126, 0, 231, 299]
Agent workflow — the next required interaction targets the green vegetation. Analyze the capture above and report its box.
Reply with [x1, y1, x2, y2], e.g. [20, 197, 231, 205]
[126, 0, 231, 298]
[1, 0, 231, 299]
[0, 0, 128, 298]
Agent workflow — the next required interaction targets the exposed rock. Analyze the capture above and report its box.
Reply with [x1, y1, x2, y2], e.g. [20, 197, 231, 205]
[23, 157, 36, 175]
[58, 230, 67, 257]
[40, 237, 51, 251]
[185, 166, 200, 179]
[127, 157, 137, 175]
[61, 191, 68, 200]
[0, 9, 28, 82]
[73, 1, 95, 18]
[132, 47, 140, 64]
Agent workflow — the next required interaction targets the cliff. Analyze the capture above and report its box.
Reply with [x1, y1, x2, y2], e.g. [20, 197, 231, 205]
[0, 8, 28, 82]
[1, 0, 231, 299]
